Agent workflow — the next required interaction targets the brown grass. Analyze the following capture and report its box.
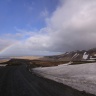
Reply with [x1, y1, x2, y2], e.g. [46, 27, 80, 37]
[0, 59, 10, 63]
[11, 56, 42, 60]
[29, 60, 69, 67]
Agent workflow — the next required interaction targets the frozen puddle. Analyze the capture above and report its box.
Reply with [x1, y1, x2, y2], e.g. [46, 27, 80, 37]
[33, 63, 96, 95]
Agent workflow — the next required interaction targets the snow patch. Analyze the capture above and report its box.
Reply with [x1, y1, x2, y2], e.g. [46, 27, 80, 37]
[33, 63, 96, 95]
[90, 57, 96, 60]
[83, 52, 88, 59]
[0, 64, 7, 66]
[71, 53, 79, 59]
[58, 62, 72, 66]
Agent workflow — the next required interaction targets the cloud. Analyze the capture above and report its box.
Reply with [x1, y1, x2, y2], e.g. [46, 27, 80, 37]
[40, 8, 49, 17]
[26, 0, 96, 52]
[1, 0, 96, 56]
[44, 0, 96, 51]
[3, 27, 38, 40]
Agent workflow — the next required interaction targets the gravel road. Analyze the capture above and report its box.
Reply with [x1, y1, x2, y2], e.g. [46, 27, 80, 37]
[0, 65, 95, 96]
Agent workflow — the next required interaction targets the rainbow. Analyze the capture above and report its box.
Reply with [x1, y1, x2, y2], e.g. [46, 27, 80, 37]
[0, 42, 18, 54]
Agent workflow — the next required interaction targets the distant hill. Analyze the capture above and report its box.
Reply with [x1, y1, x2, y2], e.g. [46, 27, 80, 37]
[11, 56, 42, 60]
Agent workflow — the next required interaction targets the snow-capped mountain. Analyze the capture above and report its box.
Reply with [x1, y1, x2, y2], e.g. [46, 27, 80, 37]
[43, 48, 96, 62]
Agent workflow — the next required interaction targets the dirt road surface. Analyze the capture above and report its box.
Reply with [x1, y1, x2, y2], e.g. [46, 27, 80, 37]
[0, 65, 95, 96]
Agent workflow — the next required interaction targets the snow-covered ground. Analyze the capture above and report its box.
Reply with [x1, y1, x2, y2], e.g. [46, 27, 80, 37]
[33, 63, 96, 95]
[0, 64, 7, 66]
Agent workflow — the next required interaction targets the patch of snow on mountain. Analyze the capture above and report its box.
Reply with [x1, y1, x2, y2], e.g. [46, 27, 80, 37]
[71, 53, 79, 59]
[83, 52, 88, 59]
[33, 63, 96, 95]
[90, 57, 96, 60]
[65, 52, 69, 54]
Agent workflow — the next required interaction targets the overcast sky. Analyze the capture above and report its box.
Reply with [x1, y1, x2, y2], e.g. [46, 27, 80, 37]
[0, 0, 96, 56]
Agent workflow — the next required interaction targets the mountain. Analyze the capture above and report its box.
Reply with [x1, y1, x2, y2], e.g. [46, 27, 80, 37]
[43, 48, 96, 62]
